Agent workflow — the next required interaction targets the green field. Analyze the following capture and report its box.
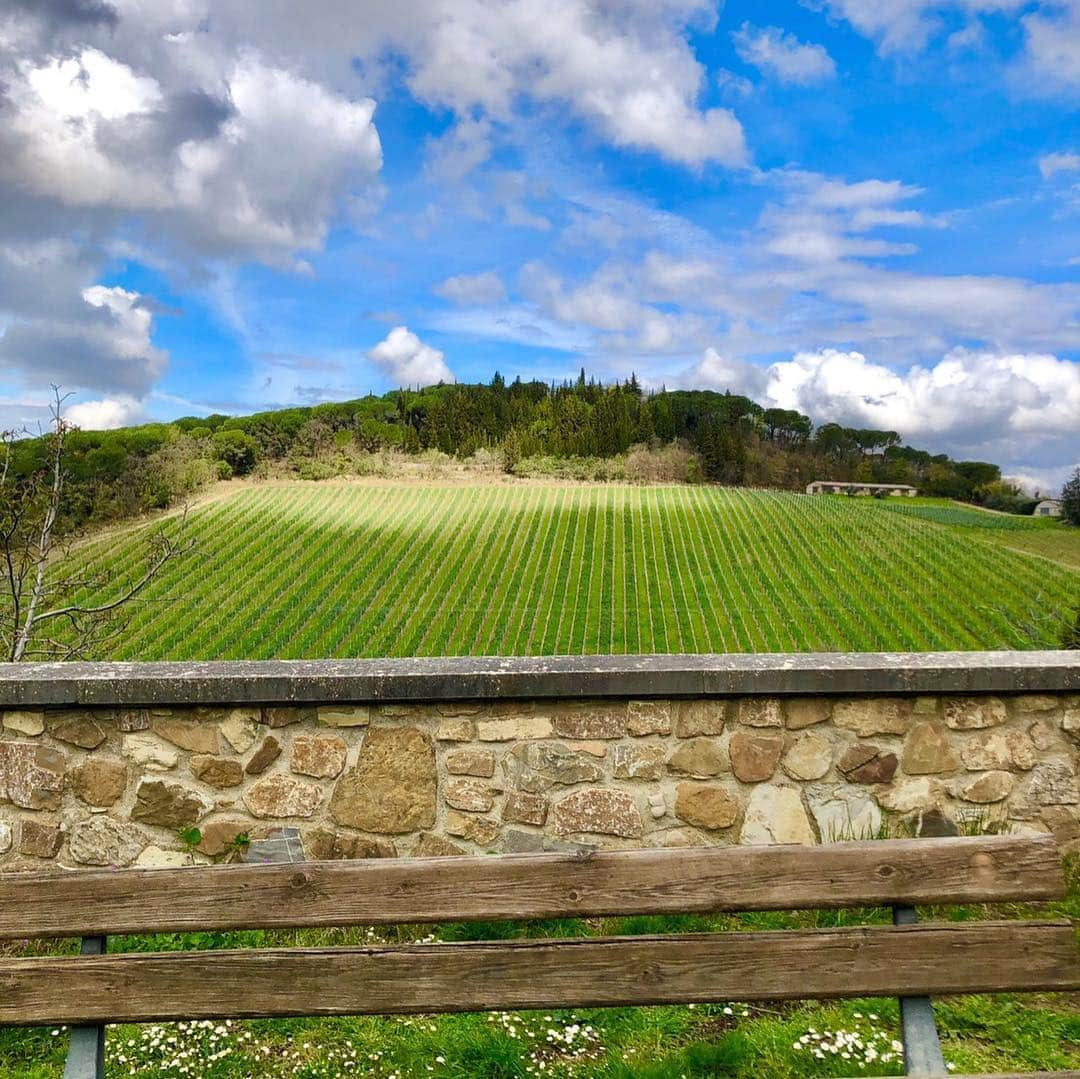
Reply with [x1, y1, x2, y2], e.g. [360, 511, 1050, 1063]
[66, 481, 1079, 659]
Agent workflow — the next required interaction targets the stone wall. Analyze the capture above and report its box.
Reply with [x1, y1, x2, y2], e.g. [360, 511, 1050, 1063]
[0, 655, 1078, 869]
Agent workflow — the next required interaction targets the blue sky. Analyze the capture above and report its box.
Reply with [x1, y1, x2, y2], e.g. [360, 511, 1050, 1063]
[0, 0, 1077, 489]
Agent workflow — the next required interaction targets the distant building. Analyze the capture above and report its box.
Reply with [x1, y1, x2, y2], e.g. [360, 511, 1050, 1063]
[1034, 499, 1062, 517]
[805, 480, 917, 497]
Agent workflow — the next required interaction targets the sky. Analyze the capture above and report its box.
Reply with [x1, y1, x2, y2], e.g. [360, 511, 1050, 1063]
[0, 1, 1077, 492]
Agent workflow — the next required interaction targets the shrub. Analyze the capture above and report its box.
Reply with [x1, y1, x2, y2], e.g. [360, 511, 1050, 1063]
[1062, 467, 1080, 526]
[212, 430, 259, 476]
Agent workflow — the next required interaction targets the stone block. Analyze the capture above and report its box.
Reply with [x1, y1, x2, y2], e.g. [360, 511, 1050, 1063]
[736, 699, 782, 728]
[833, 698, 911, 737]
[117, 709, 150, 732]
[196, 820, 251, 857]
[304, 827, 396, 860]
[2, 710, 44, 736]
[875, 777, 938, 813]
[49, 714, 107, 750]
[1025, 762, 1080, 806]
[901, 723, 957, 775]
[260, 707, 317, 728]
[551, 704, 626, 740]
[71, 758, 128, 807]
[942, 697, 1007, 730]
[68, 816, 146, 866]
[0, 819, 11, 854]
[955, 771, 1014, 804]
[667, 738, 728, 778]
[290, 734, 348, 779]
[0, 742, 65, 810]
[1014, 694, 1060, 713]
[329, 726, 436, 833]
[132, 779, 211, 829]
[244, 736, 282, 775]
[476, 716, 553, 741]
[806, 784, 882, 842]
[317, 705, 370, 728]
[566, 740, 607, 757]
[740, 785, 814, 845]
[837, 743, 898, 785]
[445, 778, 495, 813]
[19, 819, 62, 858]
[436, 701, 485, 717]
[446, 810, 499, 846]
[673, 700, 725, 737]
[122, 733, 178, 771]
[783, 698, 831, 730]
[435, 719, 476, 742]
[613, 743, 665, 780]
[503, 742, 602, 793]
[502, 791, 548, 826]
[446, 749, 496, 777]
[551, 788, 643, 838]
[243, 775, 323, 819]
[959, 730, 1037, 772]
[413, 834, 467, 857]
[219, 711, 260, 752]
[729, 730, 783, 783]
[781, 731, 832, 781]
[674, 783, 739, 830]
[151, 719, 219, 754]
[190, 755, 245, 788]
[627, 700, 673, 736]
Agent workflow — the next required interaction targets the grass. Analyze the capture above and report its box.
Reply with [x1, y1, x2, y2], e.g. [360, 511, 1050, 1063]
[2, 858, 1077, 1077]
[62, 481, 1079, 659]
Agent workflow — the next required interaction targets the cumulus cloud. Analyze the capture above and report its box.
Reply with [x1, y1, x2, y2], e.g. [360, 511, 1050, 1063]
[732, 23, 837, 85]
[67, 394, 148, 430]
[681, 347, 768, 397]
[435, 271, 507, 305]
[1039, 151, 1080, 179]
[1018, 2, 1080, 94]
[368, 326, 454, 387]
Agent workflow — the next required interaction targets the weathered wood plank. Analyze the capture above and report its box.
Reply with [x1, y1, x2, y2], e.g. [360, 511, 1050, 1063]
[0, 835, 1063, 939]
[0, 922, 1076, 1026]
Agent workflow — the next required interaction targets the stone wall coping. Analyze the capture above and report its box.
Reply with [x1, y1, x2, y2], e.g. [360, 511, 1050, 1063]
[0, 651, 1075, 708]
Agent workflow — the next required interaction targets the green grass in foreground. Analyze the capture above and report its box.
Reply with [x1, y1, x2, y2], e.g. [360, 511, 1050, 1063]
[65, 482, 1079, 658]
[2, 863, 1078, 1078]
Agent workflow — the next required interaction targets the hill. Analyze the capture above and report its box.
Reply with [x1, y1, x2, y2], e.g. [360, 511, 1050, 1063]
[64, 481, 1079, 659]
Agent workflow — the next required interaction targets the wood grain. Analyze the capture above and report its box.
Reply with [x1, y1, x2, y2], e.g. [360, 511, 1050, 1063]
[0, 921, 1076, 1026]
[0, 835, 1064, 940]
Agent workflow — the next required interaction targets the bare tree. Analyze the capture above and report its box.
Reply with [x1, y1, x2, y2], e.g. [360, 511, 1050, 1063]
[0, 388, 193, 662]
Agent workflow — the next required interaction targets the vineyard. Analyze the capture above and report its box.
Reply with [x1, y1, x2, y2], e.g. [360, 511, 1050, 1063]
[66, 481, 1079, 659]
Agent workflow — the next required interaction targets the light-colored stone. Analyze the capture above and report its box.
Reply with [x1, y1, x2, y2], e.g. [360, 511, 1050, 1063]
[2, 710, 44, 736]
[552, 788, 643, 838]
[435, 719, 476, 741]
[1061, 706, 1079, 742]
[503, 742, 602, 793]
[673, 700, 725, 737]
[446, 749, 497, 777]
[117, 709, 150, 732]
[131, 779, 211, 828]
[1028, 720, 1057, 751]
[552, 705, 625, 740]
[942, 697, 1007, 730]
[317, 705, 371, 728]
[476, 716, 553, 741]
[152, 719, 219, 754]
[502, 791, 548, 826]
[68, 816, 146, 867]
[667, 738, 728, 778]
[414, 833, 467, 857]
[566, 740, 607, 757]
[806, 784, 882, 842]
[0, 741, 65, 810]
[190, 755, 245, 788]
[291, 734, 348, 779]
[244, 774, 323, 819]
[628, 700, 673, 736]
[955, 771, 1014, 804]
[781, 731, 832, 781]
[833, 698, 910, 737]
[446, 810, 499, 846]
[647, 792, 666, 818]
[0, 819, 11, 854]
[219, 711, 260, 752]
[784, 698, 831, 730]
[445, 778, 495, 813]
[674, 783, 739, 830]
[122, 733, 178, 771]
[959, 730, 1037, 772]
[196, 820, 250, 857]
[740, 785, 815, 846]
[912, 697, 939, 716]
[1014, 694, 1059, 713]
[1026, 762, 1080, 806]
[901, 723, 958, 775]
[71, 758, 128, 807]
[436, 701, 485, 717]
[329, 726, 436, 833]
[650, 826, 706, 847]
[736, 698, 782, 728]
[728, 731, 783, 783]
[875, 777, 938, 814]
[613, 744, 665, 780]
[135, 845, 194, 868]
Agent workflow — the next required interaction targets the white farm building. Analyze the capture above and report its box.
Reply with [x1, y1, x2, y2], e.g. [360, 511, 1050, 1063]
[805, 481, 917, 497]
[1034, 499, 1062, 517]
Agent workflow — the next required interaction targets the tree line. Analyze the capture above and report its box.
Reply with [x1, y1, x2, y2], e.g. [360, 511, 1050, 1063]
[2, 372, 1047, 534]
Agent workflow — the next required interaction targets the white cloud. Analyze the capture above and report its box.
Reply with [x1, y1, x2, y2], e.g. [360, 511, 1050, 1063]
[368, 326, 454, 387]
[1039, 151, 1080, 179]
[67, 395, 149, 430]
[435, 271, 507, 305]
[732, 23, 837, 85]
[1019, 2, 1080, 94]
[680, 347, 768, 397]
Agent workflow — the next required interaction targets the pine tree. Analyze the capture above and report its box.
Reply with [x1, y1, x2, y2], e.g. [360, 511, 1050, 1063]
[1061, 467, 1080, 526]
